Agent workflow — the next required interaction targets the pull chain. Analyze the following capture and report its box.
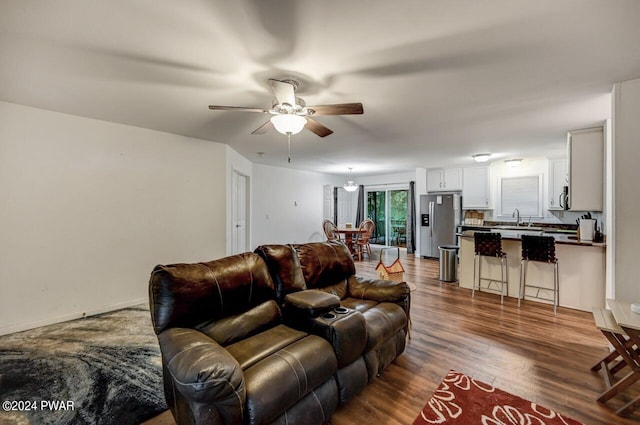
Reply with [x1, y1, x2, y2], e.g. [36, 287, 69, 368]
[287, 132, 292, 163]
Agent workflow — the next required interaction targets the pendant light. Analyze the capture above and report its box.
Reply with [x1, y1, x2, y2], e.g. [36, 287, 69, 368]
[343, 168, 358, 192]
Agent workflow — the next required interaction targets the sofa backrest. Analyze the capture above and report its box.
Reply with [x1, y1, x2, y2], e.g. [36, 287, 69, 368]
[149, 252, 276, 334]
[254, 244, 307, 303]
[256, 241, 356, 302]
[292, 241, 356, 291]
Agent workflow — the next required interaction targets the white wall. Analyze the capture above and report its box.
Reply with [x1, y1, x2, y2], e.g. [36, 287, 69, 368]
[612, 77, 640, 301]
[0, 101, 228, 335]
[251, 164, 338, 247]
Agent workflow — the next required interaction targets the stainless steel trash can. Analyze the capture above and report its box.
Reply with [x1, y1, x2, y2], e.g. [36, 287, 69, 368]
[438, 244, 459, 282]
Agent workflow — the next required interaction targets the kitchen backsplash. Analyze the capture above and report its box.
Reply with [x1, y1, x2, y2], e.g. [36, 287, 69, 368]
[464, 209, 605, 233]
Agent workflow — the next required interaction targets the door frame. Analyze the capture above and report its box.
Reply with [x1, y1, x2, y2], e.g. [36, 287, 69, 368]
[231, 169, 250, 254]
[365, 184, 409, 246]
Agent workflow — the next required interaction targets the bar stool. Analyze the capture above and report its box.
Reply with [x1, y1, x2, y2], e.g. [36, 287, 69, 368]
[472, 232, 508, 304]
[518, 235, 559, 315]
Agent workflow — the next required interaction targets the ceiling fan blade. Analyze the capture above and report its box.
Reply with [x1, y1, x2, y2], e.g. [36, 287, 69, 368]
[208, 105, 270, 113]
[305, 118, 334, 138]
[251, 120, 273, 134]
[307, 103, 364, 116]
[269, 79, 296, 107]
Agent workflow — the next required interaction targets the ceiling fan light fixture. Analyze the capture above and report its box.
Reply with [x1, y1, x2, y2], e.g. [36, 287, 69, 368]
[343, 168, 358, 192]
[472, 153, 491, 163]
[270, 114, 307, 135]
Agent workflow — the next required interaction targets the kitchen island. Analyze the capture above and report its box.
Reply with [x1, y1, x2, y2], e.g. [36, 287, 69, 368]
[458, 229, 606, 312]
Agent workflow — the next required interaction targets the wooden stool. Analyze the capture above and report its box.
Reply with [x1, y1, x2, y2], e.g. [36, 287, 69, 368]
[592, 307, 640, 415]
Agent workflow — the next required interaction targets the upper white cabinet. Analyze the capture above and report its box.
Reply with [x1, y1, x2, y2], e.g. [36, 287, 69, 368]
[567, 127, 604, 211]
[548, 158, 568, 210]
[427, 168, 462, 192]
[462, 166, 490, 209]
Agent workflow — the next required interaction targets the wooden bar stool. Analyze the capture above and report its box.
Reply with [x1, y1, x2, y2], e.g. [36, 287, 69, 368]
[472, 232, 508, 304]
[518, 235, 559, 315]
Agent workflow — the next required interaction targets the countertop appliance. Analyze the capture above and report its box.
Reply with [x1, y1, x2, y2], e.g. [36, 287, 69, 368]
[420, 192, 462, 258]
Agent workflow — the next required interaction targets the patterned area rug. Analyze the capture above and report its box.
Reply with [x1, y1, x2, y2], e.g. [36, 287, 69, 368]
[0, 305, 167, 425]
[413, 370, 583, 425]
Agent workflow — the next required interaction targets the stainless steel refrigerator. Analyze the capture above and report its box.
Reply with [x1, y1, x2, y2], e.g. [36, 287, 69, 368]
[419, 192, 462, 258]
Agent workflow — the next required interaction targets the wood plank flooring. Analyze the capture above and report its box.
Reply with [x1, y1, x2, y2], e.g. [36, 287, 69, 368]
[144, 249, 639, 425]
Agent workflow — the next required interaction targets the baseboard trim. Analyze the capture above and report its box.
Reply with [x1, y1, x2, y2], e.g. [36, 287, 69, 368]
[0, 298, 148, 336]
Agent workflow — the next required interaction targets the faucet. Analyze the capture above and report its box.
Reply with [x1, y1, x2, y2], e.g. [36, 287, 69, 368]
[512, 208, 521, 226]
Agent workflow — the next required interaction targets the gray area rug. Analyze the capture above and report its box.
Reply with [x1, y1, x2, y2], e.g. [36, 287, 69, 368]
[0, 305, 167, 425]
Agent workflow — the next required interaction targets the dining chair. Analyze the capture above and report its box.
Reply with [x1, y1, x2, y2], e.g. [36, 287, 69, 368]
[322, 219, 341, 242]
[355, 219, 375, 261]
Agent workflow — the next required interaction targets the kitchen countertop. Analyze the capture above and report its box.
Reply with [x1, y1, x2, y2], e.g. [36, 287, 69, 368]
[458, 229, 606, 247]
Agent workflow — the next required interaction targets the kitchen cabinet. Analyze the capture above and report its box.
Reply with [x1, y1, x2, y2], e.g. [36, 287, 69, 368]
[427, 168, 462, 192]
[548, 158, 568, 210]
[567, 127, 603, 211]
[462, 166, 490, 209]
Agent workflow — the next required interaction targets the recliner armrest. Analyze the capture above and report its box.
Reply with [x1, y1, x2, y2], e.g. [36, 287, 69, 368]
[284, 289, 341, 319]
[158, 328, 246, 423]
[347, 275, 410, 302]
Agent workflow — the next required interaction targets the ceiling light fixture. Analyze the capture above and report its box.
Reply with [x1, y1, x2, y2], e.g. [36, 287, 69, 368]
[505, 158, 523, 167]
[270, 114, 307, 135]
[472, 153, 491, 163]
[269, 114, 308, 163]
[343, 168, 358, 192]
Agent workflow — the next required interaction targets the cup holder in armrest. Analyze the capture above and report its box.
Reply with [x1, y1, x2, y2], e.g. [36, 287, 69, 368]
[333, 307, 349, 314]
[321, 312, 337, 320]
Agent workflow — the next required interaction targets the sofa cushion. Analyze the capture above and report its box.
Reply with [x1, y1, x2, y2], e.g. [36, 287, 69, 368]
[225, 324, 307, 370]
[361, 303, 407, 351]
[196, 300, 281, 346]
[243, 335, 338, 425]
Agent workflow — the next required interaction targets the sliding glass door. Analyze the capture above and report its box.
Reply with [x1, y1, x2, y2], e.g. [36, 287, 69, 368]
[366, 187, 408, 247]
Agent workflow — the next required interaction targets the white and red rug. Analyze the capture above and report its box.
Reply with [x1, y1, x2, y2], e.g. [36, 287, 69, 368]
[413, 370, 583, 425]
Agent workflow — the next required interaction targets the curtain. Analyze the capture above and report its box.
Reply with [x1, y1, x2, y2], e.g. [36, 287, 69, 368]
[406, 181, 416, 253]
[355, 185, 365, 226]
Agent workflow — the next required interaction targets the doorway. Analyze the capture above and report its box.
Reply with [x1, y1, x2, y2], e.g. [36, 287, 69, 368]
[366, 187, 408, 246]
[231, 170, 249, 254]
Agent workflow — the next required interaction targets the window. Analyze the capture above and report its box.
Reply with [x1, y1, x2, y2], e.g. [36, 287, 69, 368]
[497, 175, 542, 218]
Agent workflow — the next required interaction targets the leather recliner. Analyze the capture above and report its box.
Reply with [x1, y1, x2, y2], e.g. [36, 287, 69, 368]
[149, 252, 341, 425]
[255, 241, 410, 385]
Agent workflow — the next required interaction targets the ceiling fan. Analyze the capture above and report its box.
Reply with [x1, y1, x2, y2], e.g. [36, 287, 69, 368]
[208, 78, 364, 138]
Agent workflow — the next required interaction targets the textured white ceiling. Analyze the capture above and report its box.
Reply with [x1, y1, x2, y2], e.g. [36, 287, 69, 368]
[1, 0, 639, 176]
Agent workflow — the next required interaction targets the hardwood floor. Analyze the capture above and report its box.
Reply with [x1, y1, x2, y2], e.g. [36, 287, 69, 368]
[144, 248, 639, 425]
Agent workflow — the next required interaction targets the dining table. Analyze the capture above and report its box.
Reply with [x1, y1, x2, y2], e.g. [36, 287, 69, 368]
[336, 227, 366, 257]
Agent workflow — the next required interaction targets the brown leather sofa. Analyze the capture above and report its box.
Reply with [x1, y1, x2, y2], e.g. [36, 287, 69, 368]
[149, 241, 410, 425]
[255, 241, 410, 389]
[149, 253, 340, 425]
